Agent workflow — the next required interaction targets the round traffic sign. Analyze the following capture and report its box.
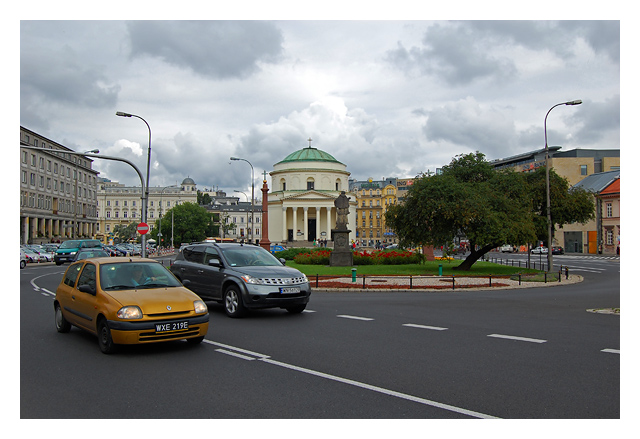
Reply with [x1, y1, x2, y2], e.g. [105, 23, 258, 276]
[137, 222, 149, 235]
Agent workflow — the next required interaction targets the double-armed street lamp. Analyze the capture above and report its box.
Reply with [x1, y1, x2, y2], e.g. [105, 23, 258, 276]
[544, 99, 582, 272]
[230, 157, 254, 243]
[116, 111, 152, 258]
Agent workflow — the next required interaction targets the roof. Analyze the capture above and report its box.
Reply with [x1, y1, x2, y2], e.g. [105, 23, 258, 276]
[276, 147, 343, 165]
[182, 177, 196, 185]
[573, 170, 620, 193]
[599, 178, 620, 195]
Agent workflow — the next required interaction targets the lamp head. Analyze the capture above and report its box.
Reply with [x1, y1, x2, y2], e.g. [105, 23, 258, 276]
[566, 100, 582, 106]
[230, 157, 239, 161]
[116, 111, 132, 117]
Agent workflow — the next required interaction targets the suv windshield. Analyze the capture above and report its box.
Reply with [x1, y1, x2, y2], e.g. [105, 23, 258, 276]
[221, 247, 282, 267]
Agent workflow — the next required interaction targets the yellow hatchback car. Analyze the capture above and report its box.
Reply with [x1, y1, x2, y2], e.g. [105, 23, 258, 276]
[54, 257, 209, 354]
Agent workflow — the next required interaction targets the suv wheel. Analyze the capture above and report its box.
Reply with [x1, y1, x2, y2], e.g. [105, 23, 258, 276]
[224, 286, 245, 318]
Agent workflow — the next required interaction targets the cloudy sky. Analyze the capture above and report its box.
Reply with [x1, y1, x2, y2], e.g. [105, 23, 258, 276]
[19, 13, 622, 197]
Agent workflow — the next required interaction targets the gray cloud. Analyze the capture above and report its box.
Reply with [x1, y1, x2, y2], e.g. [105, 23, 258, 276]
[20, 44, 120, 107]
[126, 21, 284, 79]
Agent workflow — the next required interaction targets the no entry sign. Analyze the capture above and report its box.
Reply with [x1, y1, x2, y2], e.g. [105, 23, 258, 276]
[137, 222, 149, 235]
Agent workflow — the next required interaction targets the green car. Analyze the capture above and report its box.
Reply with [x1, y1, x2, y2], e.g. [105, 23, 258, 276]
[54, 239, 102, 265]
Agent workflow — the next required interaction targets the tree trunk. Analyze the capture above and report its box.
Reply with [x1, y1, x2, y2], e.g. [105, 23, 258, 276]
[453, 243, 498, 271]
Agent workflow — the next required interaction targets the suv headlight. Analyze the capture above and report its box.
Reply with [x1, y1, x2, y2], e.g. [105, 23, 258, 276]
[117, 306, 142, 319]
[194, 300, 208, 314]
[240, 274, 264, 285]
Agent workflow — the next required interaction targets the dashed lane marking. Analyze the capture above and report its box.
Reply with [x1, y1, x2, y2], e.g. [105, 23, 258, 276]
[487, 334, 547, 344]
[403, 323, 448, 331]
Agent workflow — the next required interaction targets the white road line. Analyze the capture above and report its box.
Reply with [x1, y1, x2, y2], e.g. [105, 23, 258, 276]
[601, 349, 620, 354]
[403, 323, 448, 331]
[215, 349, 257, 361]
[206, 339, 499, 418]
[260, 357, 499, 419]
[487, 334, 547, 344]
[204, 340, 270, 359]
[337, 315, 374, 321]
[303, 310, 316, 313]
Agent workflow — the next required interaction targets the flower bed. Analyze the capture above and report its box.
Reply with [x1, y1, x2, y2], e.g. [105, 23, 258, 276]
[293, 248, 424, 265]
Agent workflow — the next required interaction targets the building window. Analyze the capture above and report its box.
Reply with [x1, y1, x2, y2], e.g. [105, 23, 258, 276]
[307, 181, 314, 190]
[606, 229, 614, 245]
[580, 165, 588, 175]
[606, 202, 613, 218]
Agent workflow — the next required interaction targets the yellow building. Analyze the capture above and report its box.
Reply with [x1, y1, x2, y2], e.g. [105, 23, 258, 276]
[349, 177, 398, 247]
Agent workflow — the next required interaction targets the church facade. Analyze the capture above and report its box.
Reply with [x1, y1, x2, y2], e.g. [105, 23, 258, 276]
[268, 143, 357, 244]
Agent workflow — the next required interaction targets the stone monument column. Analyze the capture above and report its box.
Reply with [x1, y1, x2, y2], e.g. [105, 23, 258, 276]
[259, 174, 271, 251]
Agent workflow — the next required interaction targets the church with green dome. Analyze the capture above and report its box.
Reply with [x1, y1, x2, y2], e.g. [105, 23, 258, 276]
[268, 142, 356, 244]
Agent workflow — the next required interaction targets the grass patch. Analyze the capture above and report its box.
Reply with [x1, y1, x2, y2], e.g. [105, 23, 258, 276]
[286, 260, 542, 277]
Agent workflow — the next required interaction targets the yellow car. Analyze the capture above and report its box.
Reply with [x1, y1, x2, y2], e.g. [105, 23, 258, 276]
[54, 257, 209, 354]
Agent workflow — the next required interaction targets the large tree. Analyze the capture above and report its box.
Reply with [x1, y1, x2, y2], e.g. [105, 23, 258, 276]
[386, 152, 596, 270]
[387, 152, 536, 270]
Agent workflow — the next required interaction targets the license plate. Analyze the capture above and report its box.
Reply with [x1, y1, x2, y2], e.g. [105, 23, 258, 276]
[155, 321, 189, 332]
[280, 286, 300, 294]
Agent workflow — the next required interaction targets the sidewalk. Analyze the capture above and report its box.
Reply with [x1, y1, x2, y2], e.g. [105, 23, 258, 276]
[312, 274, 583, 292]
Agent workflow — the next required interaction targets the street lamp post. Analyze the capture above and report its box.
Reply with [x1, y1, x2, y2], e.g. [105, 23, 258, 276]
[234, 189, 249, 241]
[158, 185, 178, 248]
[544, 99, 582, 272]
[116, 111, 151, 258]
[230, 157, 254, 244]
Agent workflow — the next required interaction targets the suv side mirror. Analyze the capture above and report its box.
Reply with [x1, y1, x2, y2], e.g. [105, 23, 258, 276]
[208, 259, 221, 267]
[279, 258, 287, 266]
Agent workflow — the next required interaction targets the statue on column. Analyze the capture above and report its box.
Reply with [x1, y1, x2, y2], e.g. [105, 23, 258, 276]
[330, 191, 353, 266]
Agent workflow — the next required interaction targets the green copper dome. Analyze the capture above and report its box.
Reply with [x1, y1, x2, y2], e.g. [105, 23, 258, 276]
[277, 147, 343, 165]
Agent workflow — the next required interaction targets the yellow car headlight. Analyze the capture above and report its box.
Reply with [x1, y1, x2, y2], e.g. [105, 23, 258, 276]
[117, 306, 143, 319]
[194, 300, 208, 314]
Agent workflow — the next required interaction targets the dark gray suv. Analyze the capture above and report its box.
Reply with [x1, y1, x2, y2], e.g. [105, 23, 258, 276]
[170, 243, 311, 317]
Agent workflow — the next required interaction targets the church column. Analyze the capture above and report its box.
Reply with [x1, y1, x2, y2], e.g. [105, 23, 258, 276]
[326, 206, 332, 240]
[282, 206, 287, 243]
[316, 207, 321, 241]
[292, 207, 298, 241]
[303, 207, 309, 241]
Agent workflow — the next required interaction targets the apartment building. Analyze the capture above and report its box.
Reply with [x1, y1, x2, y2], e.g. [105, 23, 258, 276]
[349, 177, 398, 247]
[20, 126, 99, 244]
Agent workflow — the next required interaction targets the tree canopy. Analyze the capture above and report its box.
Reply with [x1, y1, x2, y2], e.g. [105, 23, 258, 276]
[150, 202, 216, 246]
[385, 152, 594, 270]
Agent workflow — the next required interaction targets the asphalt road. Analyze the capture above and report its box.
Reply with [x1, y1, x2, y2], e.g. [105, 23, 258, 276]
[19, 255, 620, 419]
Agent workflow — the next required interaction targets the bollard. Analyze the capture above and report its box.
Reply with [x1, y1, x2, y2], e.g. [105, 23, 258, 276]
[351, 268, 357, 283]
[438, 264, 443, 276]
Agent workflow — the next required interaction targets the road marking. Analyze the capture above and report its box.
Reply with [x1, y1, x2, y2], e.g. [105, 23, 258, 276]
[487, 334, 547, 344]
[215, 349, 257, 361]
[260, 357, 499, 419]
[403, 323, 448, 331]
[601, 349, 620, 354]
[337, 315, 374, 321]
[204, 340, 270, 359]
[205, 339, 498, 418]
[303, 310, 316, 313]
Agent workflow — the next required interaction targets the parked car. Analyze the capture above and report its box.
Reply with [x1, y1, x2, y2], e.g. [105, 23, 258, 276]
[531, 246, 548, 254]
[20, 249, 28, 269]
[500, 244, 514, 253]
[21, 247, 46, 263]
[54, 239, 102, 265]
[552, 246, 564, 255]
[54, 257, 209, 354]
[72, 248, 111, 262]
[171, 242, 311, 317]
[270, 244, 287, 254]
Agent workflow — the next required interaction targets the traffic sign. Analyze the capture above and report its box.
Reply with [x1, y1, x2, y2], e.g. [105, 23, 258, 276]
[137, 222, 149, 235]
